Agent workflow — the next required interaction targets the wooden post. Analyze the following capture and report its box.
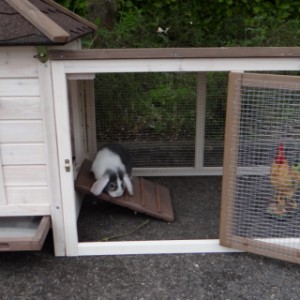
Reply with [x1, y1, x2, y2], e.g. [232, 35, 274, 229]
[219, 72, 243, 247]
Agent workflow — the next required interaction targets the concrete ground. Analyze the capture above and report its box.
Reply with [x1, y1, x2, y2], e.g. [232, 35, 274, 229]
[1, 246, 300, 300]
[1, 177, 300, 300]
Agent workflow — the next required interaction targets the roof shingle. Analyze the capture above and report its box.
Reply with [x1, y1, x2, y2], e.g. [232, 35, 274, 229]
[0, 0, 96, 46]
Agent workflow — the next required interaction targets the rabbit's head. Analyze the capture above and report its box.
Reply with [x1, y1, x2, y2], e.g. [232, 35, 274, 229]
[90, 144, 133, 198]
[90, 169, 133, 198]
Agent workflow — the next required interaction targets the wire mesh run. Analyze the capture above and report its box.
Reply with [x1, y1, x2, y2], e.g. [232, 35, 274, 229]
[94, 72, 227, 174]
[204, 72, 227, 167]
[222, 72, 300, 263]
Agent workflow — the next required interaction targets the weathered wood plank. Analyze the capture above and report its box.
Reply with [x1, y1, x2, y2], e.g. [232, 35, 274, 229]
[0, 97, 41, 119]
[38, 60, 66, 256]
[3, 165, 47, 186]
[6, 187, 49, 204]
[0, 121, 44, 143]
[0, 150, 7, 205]
[49, 47, 300, 60]
[68, 80, 87, 166]
[51, 60, 79, 255]
[0, 47, 38, 78]
[0, 79, 39, 97]
[0, 204, 51, 216]
[62, 58, 300, 74]
[0, 144, 46, 165]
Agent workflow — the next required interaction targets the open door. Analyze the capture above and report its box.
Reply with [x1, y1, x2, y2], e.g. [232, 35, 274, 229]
[220, 72, 300, 264]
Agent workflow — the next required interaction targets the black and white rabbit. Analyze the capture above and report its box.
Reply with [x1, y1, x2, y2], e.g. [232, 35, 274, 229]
[90, 144, 133, 198]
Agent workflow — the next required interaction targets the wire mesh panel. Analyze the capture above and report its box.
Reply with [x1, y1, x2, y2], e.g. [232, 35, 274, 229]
[94, 72, 227, 175]
[221, 72, 300, 264]
[95, 72, 196, 169]
[203, 72, 227, 167]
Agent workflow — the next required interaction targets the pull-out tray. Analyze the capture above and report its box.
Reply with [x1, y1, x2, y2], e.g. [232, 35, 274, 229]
[0, 216, 51, 251]
[75, 159, 174, 222]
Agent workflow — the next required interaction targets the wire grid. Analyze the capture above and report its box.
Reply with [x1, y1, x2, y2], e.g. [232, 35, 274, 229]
[203, 72, 227, 167]
[94, 72, 227, 170]
[227, 75, 300, 259]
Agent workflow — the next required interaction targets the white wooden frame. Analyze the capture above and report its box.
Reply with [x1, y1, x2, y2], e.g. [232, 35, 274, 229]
[51, 55, 300, 256]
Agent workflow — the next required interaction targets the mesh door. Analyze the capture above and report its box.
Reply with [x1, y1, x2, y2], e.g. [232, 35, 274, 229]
[221, 72, 300, 264]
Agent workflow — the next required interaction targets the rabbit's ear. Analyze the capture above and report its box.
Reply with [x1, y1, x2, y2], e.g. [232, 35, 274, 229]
[90, 175, 110, 196]
[124, 174, 133, 195]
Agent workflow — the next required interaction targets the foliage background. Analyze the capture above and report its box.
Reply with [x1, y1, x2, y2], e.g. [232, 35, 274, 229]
[57, 0, 300, 48]
[56, 0, 300, 163]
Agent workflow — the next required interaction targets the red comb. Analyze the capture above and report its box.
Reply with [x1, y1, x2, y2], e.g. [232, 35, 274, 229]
[275, 143, 286, 164]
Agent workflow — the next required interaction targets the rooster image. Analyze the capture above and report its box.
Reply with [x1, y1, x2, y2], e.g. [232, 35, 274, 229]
[268, 143, 300, 217]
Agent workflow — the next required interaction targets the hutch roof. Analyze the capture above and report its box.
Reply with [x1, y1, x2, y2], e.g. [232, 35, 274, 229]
[0, 0, 97, 46]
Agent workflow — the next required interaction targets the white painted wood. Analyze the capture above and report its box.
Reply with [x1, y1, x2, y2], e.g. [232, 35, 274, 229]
[51, 61, 79, 256]
[0, 79, 40, 96]
[76, 239, 242, 256]
[0, 97, 41, 119]
[0, 150, 7, 205]
[133, 166, 270, 177]
[195, 73, 206, 171]
[132, 166, 223, 177]
[68, 80, 87, 167]
[84, 80, 97, 159]
[0, 144, 46, 165]
[67, 74, 95, 80]
[0, 47, 38, 78]
[3, 166, 47, 186]
[63, 58, 300, 74]
[50, 56, 300, 257]
[6, 187, 49, 204]
[0, 121, 44, 143]
[0, 204, 51, 216]
[68, 80, 86, 218]
[38, 62, 66, 256]
[68, 80, 88, 218]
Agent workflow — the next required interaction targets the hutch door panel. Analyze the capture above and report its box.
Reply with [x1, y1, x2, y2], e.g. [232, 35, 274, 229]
[220, 72, 300, 264]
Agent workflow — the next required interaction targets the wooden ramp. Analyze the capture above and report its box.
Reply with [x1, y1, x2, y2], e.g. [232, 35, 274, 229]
[75, 159, 174, 222]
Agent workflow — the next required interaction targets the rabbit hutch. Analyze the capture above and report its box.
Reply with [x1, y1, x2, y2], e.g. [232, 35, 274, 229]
[2, 0, 300, 264]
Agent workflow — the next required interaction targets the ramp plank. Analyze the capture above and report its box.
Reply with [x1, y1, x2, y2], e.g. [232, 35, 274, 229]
[75, 160, 174, 222]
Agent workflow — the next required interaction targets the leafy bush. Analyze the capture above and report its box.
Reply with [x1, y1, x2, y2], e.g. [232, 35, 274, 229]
[94, 73, 197, 141]
[87, 0, 300, 48]
[56, 0, 88, 16]
[58, 0, 300, 142]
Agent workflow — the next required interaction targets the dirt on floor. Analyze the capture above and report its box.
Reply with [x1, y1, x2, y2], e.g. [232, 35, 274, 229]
[77, 176, 222, 242]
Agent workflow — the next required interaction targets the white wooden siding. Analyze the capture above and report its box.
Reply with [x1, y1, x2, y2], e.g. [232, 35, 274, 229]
[0, 48, 52, 212]
[6, 187, 49, 204]
[0, 97, 41, 119]
[0, 78, 40, 97]
[0, 120, 44, 143]
[0, 204, 51, 217]
[0, 47, 38, 78]
[0, 151, 6, 205]
[3, 166, 47, 186]
[0, 144, 46, 165]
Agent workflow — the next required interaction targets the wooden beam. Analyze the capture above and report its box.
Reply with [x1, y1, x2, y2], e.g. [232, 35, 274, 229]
[49, 47, 300, 60]
[4, 0, 70, 43]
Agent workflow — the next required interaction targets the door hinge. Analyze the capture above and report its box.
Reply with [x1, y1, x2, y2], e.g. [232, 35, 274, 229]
[34, 46, 48, 63]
